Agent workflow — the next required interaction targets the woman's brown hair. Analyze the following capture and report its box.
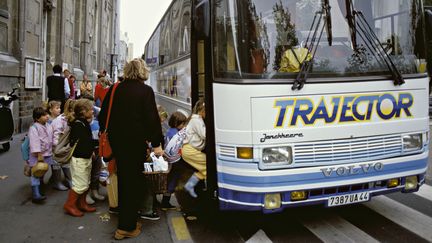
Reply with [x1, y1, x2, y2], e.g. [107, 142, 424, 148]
[68, 99, 93, 123]
[168, 111, 188, 128]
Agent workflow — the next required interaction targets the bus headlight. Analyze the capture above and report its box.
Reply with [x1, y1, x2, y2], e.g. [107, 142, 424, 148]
[405, 176, 418, 190]
[264, 193, 281, 209]
[262, 146, 293, 165]
[403, 133, 422, 152]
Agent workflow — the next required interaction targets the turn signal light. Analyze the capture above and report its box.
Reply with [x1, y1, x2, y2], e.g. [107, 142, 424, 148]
[291, 191, 308, 201]
[237, 147, 253, 159]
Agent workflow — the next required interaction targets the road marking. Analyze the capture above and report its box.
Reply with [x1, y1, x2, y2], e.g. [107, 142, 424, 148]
[415, 184, 432, 201]
[302, 215, 379, 243]
[365, 196, 432, 241]
[245, 230, 272, 243]
[165, 196, 192, 243]
[171, 216, 192, 241]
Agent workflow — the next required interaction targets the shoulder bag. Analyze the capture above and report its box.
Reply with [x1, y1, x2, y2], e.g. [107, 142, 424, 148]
[99, 83, 119, 159]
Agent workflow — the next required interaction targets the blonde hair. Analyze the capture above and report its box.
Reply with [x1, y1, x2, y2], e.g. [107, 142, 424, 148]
[68, 99, 93, 123]
[41, 101, 48, 111]
[124, 58, 149, 81]
[97, 77, 111, 88]
[157, 105, 168, 121]
[47, 100, 61, 115]
[192, 99, 205, 115]
[64, 99, 75, 117]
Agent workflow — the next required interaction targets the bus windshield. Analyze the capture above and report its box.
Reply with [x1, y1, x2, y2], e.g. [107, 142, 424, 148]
[213, 0, 425, 80]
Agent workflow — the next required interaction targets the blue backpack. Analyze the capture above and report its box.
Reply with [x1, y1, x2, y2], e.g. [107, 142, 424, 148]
[21, 135, 30, 161]
[21, 125, 35, 161]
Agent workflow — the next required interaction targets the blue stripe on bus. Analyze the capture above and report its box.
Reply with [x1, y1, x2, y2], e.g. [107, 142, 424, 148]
[217, 157, 428, 188]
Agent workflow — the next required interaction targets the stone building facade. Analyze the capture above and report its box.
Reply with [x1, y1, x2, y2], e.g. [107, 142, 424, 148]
[0, 0, 120, 132]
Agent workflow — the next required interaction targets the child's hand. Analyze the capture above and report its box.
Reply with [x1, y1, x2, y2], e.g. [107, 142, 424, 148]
[153, 146, 164, 157]
[37, 153, 44, 162]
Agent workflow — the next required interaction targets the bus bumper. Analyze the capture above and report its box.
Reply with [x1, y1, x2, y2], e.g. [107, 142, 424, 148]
[216, 153, 429, 213]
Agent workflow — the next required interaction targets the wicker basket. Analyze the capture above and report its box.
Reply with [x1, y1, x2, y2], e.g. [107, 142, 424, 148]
[143, 167, 170, 194]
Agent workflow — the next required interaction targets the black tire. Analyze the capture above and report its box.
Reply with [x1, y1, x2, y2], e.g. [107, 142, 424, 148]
[2, 142, 10, 151]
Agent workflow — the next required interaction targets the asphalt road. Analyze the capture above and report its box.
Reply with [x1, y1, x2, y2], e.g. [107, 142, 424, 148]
[0, 134, 176, 243]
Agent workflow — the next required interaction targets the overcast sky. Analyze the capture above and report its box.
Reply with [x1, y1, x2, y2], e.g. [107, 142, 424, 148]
[120, 0, 172, 58]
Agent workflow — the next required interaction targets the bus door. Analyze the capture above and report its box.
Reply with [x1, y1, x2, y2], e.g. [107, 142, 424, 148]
[192, 0, 217, 198]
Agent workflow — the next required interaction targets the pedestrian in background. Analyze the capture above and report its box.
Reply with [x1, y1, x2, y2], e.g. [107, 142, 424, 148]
[46, 64, 70, 112]
[28, 107, 54, 203]
[94, 76, 111, 107]
[63, 69, 75, 99]
[80, 74, 93, 98]
[99, 58, 163, 240]
[68, 75, 77, 99]
[63, 99, 98, 217]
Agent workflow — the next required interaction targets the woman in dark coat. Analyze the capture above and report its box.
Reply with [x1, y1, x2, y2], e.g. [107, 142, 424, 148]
[99, 58, 163, 240]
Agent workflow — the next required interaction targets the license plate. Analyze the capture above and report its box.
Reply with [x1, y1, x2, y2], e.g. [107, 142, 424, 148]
[327, 192, 370, 207]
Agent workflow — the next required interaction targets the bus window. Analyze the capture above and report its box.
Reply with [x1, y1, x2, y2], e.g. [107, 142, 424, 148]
[172, 0, 192, 58]
[171, 0, 182, 59]
[159, 11, 172, 65]
[179, 0, 191, 56]
[213, 0, 424, 80]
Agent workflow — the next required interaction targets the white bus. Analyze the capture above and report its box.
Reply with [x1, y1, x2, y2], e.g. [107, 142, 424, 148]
[144, 0, 430, 212]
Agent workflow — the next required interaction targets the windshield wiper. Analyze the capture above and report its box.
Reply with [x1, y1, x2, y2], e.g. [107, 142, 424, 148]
[344, 0, 404, 86]
[292, 0, 332, 90]
[345, 0, 357, 49]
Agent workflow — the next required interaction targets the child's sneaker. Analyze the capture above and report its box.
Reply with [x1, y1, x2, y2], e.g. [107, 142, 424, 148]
[139, 211, 160, 220]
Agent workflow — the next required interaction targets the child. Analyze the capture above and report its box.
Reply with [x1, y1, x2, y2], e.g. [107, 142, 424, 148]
[63, 99, 98, 217]
[52, 99, 75, 189]
[28, 107, 54, 203]
[47, 100, 67, 191]
[182, 100, 206, 198]
[157, 105, 168, 124]
[47, 100, 61, 123]
[161, 111, 188, 209]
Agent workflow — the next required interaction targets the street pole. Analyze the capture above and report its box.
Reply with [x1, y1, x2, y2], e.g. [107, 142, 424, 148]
[110, 54, 114, 79]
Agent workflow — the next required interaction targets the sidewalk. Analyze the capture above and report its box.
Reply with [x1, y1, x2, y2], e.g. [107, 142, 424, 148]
[0, 133, 186, 242]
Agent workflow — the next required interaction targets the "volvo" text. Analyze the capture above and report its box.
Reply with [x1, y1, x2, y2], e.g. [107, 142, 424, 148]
[321, 162, 384, 177]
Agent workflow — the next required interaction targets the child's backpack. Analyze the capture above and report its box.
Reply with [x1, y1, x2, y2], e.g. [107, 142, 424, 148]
[164, 128, 187, 163]
[53, 127, 75, 164]
[21, 135, 30, 161]
[21, 124, 36, 161]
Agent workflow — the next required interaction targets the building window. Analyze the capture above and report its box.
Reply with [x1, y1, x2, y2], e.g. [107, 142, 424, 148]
[0, 0, 9, 53]
[25, 59, 43, 88]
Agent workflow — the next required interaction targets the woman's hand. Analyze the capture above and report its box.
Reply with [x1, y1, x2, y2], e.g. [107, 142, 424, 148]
[153, 145, 164, 157]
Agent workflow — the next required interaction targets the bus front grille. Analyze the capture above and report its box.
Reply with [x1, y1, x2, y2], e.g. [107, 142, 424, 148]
[293, 134, 403, 165]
